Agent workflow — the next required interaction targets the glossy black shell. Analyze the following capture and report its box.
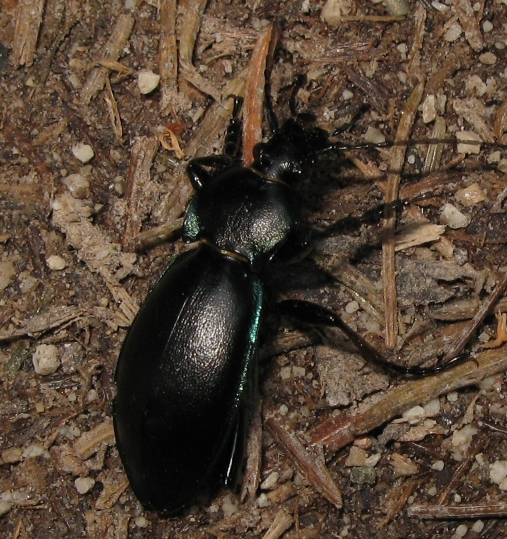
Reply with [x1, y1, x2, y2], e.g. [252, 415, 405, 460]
[114, 244, 262, 513]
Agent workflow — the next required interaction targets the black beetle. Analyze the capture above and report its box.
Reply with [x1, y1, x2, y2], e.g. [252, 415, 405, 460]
[113, 91, 469, 515]
[113, 97, 337, 515]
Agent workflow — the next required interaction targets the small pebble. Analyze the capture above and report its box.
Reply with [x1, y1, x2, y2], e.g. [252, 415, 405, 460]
[0, 501, 12, 516]
[472, 520, 485, 533]
[431, 460, 445, 471]
[135, 516, 149, 528]
[479, 52, 497, 65]
[384, 0, 410, 16]
[62, 173, 90, 199]
[342, 89, 353, 100]
[444, 21, 462, 42]
[422, 94, 437, 123]
[345, 446, 368, 467]
[22, 444, 48, 459]
[75, 476, 95, 494]
[32, 344, 61, 375]
[363, 127, 385, 145]
[138, 70, 160, 94]
[455, 183, 487, 207]
[455, 524, 468, 537]
[439, 203, 470, 229]
[483, 20, 493, 32]
[1, 447, 22, 464]
[345, 300, 360, 314]
[46, 255, 67, 271]
[489, 460, 507, 484]
[72, 143, 94, 163]
[456, 131, 482, 154]
[260, 471, 279, 490]
[222, 495, 238, 516]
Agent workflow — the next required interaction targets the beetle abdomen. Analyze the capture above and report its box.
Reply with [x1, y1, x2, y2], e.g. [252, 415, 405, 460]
[114, 244, 263, 514]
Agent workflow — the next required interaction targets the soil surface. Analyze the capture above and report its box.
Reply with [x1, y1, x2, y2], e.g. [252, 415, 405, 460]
[1, 0, 507, 537]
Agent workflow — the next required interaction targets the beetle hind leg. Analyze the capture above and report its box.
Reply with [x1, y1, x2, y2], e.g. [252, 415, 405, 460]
[277, 299, 471, 375]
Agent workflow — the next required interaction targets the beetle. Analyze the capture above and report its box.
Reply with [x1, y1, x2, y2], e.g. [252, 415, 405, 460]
[113, 91, 469, 515]
[113, 97, 331, 515]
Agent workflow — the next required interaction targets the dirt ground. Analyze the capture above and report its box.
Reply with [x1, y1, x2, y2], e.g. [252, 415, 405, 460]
[2, 0, 507, 537]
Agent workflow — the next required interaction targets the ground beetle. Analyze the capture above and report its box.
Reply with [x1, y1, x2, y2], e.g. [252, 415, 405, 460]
[113, 92, 466, 515]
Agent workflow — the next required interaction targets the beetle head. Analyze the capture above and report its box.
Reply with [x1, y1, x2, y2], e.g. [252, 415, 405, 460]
[253, 118, 330, 185]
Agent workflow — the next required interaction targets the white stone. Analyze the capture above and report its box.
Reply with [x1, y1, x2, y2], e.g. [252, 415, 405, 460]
[138, 70, 161, 94]
[72, 143, 94, 163]
[32, 344, 60, 375]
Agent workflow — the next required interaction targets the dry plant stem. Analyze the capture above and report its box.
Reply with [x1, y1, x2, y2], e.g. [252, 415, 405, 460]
[104, 77, 122, 139]
[435, 431, 487, 505]
[340, 15, 405, 22]
[242, 23, 276, 166]
[406, 3, 426, 77]
[307, 346, 507, 450]
[159, 0, 178, 115]
[443, 271, 507, 361]
[52, 193, 139, 323]
[264, 410, 343, 509]
[407, 502, 507, 519]
[261, 509, 293, 539]
[121, 137, 160, 250]
[180, 60, 222, 102]
[178, 0, 222, 103]
[379, 478, 420, 528]
[80, 12, 136, 104]
[131, 218, 184, 251]
[0, 306, 84, 340]
[382, 81, 424, 348]
[178, 0, 208, 64]
[12, 0, 45, 67]
[455, 0, 484, 52]
[423, 116, 446, 174]
[240, 399, 263, 502]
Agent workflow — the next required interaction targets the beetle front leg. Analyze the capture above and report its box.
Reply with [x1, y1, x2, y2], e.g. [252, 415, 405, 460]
[187, 155, 235, 190]
[187, 96, 245, 190]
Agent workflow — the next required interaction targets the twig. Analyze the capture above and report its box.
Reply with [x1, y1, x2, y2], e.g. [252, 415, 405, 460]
[307, 346, 507, 450]
[80, 12, 136, 104]
[121, 137, 160, 250]
[264, 409, 343, 509]
[407, 502, 507, 519]
[261, 509, 293, 539]
[442, 271, 507, 361]
[435, 430, 487, 505]
[382, 81, 425, 348]
[178, 0, 208, 65]
[12, 0, 45, 67]
[159, 0, 178, 114]
[242, 23, 277, 165]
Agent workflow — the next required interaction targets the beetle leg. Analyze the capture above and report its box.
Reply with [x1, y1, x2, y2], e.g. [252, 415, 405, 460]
[187, 154, 235, 189]
[277, 299, 471, 375]
[224, 95, 244, 158]
[186, 96, 245, 190]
